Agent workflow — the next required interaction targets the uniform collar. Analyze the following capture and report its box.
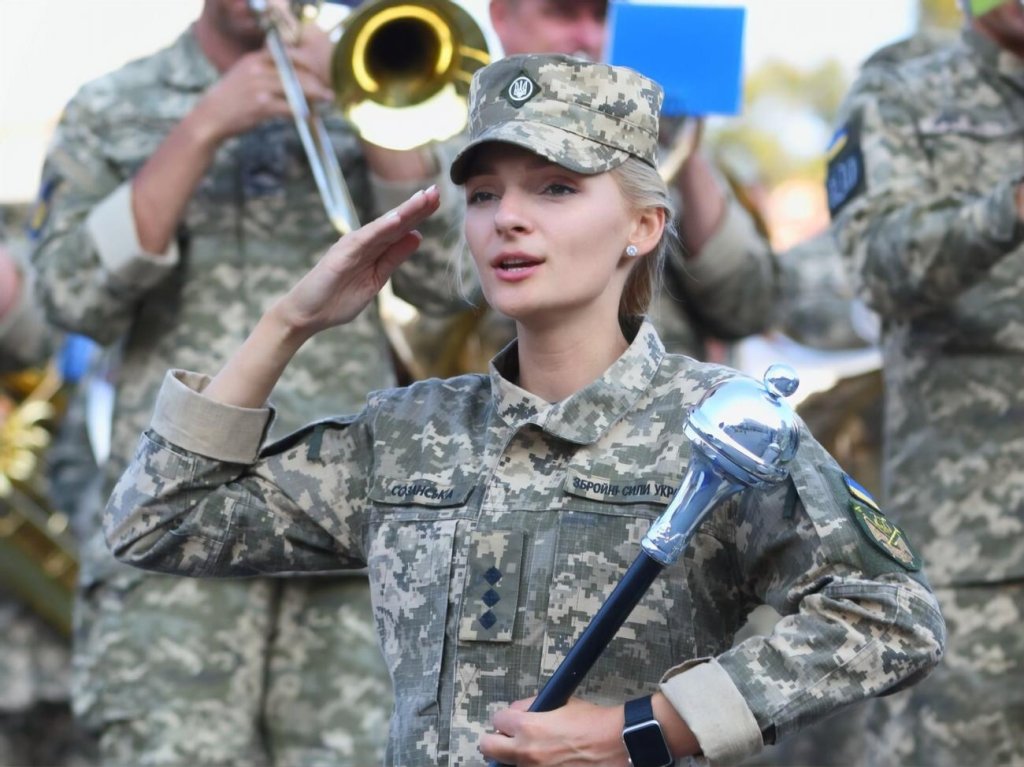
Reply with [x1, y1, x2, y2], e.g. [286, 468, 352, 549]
[158, 25, 220, 92]
[963, 27, 1024, 90]
[488, 317, 666, 445]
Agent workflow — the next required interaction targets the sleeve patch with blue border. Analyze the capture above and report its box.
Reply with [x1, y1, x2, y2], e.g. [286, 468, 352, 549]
[825, 114, 867, 217]
[843, 474, 921, 571]
[27, 176, 59, 241]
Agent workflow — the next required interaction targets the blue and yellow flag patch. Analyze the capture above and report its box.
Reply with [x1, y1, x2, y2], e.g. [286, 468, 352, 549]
[843, 474, 921, 571]
[27, 176, 59, 241]
[825, 114, 866, 218]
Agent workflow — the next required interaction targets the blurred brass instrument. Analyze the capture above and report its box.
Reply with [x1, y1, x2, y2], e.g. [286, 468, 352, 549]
[250, 0, 491, 235]
[658, 116, 703, 186]
[0, 365, 78, 637]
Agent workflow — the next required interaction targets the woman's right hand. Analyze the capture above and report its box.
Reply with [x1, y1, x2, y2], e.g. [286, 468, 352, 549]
[273, 186, 442, 340]
[203, 187, 441, 410]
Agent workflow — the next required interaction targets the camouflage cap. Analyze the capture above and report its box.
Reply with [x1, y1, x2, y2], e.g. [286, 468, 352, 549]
[449, 53, 663, 184]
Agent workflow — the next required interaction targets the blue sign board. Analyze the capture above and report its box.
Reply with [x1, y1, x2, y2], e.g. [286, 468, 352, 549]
[607, 2, 746, 116]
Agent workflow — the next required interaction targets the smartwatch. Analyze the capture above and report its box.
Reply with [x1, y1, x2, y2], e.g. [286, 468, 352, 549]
[622, 695, 674, 767]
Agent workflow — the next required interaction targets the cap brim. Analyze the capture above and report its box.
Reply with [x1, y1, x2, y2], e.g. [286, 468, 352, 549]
[449, 121, 630, 184]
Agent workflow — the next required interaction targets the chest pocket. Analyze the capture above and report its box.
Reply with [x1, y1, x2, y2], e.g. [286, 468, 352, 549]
[542, 470, 694, 704]
[365, 476, 473, 762]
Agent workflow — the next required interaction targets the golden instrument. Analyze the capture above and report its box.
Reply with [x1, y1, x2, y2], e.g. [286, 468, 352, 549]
[0, 365, 78, 637]
[250, 0, 491, 234]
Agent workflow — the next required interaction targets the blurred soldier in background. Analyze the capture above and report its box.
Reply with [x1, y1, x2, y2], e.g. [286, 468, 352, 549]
[828, 1, 1024, 763]
[29, 1, 463, 764]
[0, 205, 98, 766]
[745, 28, 955, 767]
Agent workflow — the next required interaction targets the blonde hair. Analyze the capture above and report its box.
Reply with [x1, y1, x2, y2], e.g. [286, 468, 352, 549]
[610, 157, 678, 320]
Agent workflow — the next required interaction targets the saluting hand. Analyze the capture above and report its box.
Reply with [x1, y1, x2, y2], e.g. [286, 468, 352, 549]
[273, 186, 441, 339]
[202, 187, 441, 411]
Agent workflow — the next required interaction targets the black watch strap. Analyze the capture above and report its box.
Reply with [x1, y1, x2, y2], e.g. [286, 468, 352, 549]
[622, 695, 674, 767]
[624, 694, 657, 728]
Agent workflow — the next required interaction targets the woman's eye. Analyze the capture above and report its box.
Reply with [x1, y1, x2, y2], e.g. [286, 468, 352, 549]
[543, 183, 577, 196]
[467, 189, 497, 205]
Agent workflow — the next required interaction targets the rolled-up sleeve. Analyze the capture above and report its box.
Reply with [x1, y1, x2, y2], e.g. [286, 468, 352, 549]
[150, 369, 272, 464]
[660, 658, 762, 764]
[85, 181, 179, 292]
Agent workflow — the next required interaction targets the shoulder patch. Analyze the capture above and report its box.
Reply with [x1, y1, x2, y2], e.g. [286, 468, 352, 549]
[843, 473, 921, 571]
[825, 114, 866, 218]
[27, 176, 59, 241]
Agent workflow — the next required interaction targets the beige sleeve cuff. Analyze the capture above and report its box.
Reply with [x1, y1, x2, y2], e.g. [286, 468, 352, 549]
[681, 201, 761, 285]
[660, 657, 763, 765]
[151, 370, 273, 464]
[85, 182, 180, 289]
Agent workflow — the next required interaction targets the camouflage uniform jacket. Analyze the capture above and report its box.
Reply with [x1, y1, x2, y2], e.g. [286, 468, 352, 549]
[830, 28, 1024, 586]
[774, 230, 876, 351]
[30, 27, 463, 583]
[104, 319, 944, 766]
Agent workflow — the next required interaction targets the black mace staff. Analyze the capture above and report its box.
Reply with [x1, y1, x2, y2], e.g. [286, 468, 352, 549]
[488, 365, 802, 767]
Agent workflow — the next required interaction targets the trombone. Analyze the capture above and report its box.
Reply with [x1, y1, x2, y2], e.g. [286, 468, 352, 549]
[249, 0, 491, 235]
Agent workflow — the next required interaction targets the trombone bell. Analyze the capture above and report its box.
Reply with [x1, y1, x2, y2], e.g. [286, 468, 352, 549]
[249, 0, 490, 232]
[332, 0, 491, 150]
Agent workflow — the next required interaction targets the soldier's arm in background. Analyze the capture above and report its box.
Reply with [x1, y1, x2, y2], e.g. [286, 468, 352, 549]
[774, 230, 876, 350]
[830, 66, 1024, 319]
[658, 433, 945, 763]
[29, 44, 340, 346]
[0, 245, 53, 372]
[667, 153, 778, 339]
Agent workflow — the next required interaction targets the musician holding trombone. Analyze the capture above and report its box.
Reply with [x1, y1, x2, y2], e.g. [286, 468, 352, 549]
[29, 0, 467, 763]
[104, 53, 944, 766]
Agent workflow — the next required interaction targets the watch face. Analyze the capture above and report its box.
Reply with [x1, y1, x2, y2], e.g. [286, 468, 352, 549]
[623, 720, 674, 767]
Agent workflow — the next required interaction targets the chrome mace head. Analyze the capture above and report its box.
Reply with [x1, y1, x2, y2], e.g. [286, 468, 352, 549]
[640, 365, 802, 566]
[684, 363, 801, 488]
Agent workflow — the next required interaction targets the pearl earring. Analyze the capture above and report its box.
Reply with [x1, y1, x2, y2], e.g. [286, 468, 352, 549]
[625, 245, 639, 257]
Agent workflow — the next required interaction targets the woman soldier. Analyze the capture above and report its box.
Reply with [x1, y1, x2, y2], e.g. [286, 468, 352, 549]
[104, 54, 944, 766]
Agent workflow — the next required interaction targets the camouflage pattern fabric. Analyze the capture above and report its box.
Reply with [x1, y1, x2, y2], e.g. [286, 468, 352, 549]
[774, 230, 877, 351]
[752, 32, 960, 767]
[0, 596, 99, 766]
[859, 583, 1024, 767]
[829, 27, 1024, 766]
[31, 27, 461, 767]
[449, 54, 663, 182]
[104, 319, 944, 766]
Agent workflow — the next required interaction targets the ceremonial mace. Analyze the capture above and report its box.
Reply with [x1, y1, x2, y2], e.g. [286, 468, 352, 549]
[488, 365, 801, 767]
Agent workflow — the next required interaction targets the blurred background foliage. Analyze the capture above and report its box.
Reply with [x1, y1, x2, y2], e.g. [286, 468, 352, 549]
[712, 0, 960, 194]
